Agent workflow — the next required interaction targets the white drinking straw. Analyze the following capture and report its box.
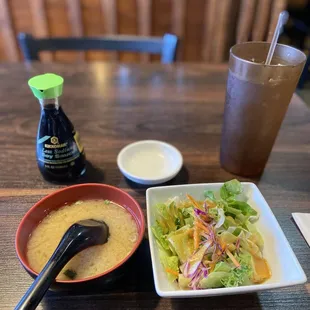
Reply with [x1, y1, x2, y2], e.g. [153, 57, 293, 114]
[265, 11, 289, 65]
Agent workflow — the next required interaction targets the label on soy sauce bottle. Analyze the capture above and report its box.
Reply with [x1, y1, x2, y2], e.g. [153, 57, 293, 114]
[37, 132, 83, 171]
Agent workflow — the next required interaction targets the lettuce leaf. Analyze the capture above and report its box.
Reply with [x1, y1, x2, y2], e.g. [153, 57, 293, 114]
[200, 261, 251, 289]
[178, 274, 191, 289]
[246, 221, 264, 249]
[240, 238, 262, 258]
[208, 207, 219, 218]
[220, 179, 242, 201]
[229, 201, 257, 217]
[220, 186, 230, 201]
[218, 231, 238, 245]
[184, 218, 194, 226]
[151, 223, 171, 253]
[223, 216, 238, 230]
[182, 207, 194, 227]
[204, 190, 216, 201]
[155, 201, 186, 233]
[214, 261, 232, 273]
[158, 247, 179, 282]
[221, 265, 251, 287]
[199, 272, 230, 288]
[235, 213, 249, 224]
[232, 227, 243, 236]
[167, 225, 194, 263]
[238, 251, 253, 272]
[224, 179, 242, 195]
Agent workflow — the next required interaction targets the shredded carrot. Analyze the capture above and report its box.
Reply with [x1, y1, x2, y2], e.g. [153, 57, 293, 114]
[217, 240, 232, 256]
[194, 224, 200, 250]
[165, 268, 179, 276]
[209, 262, 216, 272]
[186, 194, 201, 209]
[216, 249, 223, 256]
[225, 248, 240, 268]
[196, 221, 210, 234]
[219, 238, 227, 251]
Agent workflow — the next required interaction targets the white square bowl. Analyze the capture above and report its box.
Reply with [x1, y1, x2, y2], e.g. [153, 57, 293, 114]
[146, 182, 307, 298]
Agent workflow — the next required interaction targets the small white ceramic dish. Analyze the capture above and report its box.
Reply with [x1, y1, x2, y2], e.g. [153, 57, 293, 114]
[117, 140, 183, 185]
[146, 182, 307, 298]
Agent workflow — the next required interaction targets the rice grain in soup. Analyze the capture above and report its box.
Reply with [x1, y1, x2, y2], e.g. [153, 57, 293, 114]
[26, 200, 138, 280]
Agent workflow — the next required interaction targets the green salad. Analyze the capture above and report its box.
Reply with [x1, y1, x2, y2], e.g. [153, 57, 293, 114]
[151, 179, 271, 290]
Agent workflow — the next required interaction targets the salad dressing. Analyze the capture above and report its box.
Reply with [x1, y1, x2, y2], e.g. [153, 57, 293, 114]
[252, 256, 271, 283]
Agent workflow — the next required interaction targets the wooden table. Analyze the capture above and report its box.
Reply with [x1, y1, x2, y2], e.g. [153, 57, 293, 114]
[0, 63, 309, 309]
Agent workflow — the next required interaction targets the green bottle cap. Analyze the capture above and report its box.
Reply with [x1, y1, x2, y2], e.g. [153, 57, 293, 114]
[28, 73, 64, 99]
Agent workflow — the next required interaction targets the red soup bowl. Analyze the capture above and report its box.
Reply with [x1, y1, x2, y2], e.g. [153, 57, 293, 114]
[15, 183, 145, 291]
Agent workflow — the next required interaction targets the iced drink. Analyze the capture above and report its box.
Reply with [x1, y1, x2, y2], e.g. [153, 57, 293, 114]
[220, 42, 306, 176]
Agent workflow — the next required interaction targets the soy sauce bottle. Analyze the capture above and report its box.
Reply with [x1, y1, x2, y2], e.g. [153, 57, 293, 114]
[28, 73, 86, 182]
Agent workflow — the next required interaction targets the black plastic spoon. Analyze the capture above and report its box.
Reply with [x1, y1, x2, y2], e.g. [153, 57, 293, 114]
[15, 219, 109, 310]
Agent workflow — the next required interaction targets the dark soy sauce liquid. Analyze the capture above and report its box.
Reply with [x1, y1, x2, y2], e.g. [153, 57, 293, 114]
[37, 103, 86, 182]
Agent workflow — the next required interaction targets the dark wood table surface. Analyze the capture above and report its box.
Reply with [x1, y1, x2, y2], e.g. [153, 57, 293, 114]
[0, 62, 309, 310]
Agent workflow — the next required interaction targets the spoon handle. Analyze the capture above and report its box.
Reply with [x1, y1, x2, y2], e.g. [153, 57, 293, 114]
[15, 258, 66, 310]
[15, 227, 87, 310]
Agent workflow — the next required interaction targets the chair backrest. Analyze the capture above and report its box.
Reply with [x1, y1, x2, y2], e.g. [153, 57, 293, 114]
[202, 0, 288, 63]
[0, 0, 287, 63]
[236, 0, 288, 43]
[17, 33, 178, 64]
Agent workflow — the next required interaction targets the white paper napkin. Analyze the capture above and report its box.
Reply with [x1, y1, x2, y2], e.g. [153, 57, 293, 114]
[292, 213, 310, 247]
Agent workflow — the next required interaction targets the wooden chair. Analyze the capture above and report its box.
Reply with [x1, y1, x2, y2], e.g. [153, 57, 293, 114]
[236, 0, 287, 43]
[202, 0, 288, 63]
[0, 0, 288, 63]
[17, 32, 178, 64]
